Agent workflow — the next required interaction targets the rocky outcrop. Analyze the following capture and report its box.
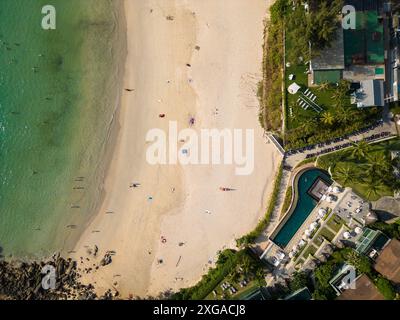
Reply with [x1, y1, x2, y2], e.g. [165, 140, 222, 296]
[0, 253, 115, 300]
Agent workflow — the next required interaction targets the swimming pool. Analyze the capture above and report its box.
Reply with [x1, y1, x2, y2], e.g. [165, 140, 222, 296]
[272, 168, 332, 248]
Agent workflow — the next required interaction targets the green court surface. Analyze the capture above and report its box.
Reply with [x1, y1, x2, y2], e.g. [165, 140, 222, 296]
[344, 11, 384, 66]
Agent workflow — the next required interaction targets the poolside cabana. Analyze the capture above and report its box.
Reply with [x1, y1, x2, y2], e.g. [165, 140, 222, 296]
[288, 82, 301, 95]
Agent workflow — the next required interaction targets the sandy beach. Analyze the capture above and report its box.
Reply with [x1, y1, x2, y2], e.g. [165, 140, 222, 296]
[72, 0, 281, 298]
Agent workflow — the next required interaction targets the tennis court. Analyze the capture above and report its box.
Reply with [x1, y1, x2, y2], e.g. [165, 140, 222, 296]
[344, 11, 384, 66]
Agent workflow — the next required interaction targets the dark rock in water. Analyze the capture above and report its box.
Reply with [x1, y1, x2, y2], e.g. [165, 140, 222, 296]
[0, 254, 109, 300]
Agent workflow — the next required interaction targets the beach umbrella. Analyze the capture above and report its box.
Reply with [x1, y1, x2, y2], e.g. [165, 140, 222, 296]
[343, 231, 351, 239]
[319, 208, 327, 215]
[324, 245, 333, 254]
[277, 251, 285, 260]
[318, 208, 327, 218]
[333, 186, 341, 194]
[289, 252, 294, 258]
[288, 83, 301, 94]
[305, 229, 312, 237]
[355, 226, 362, 234]
[273, 259, 280, 267]
[310, 222, 319, 231]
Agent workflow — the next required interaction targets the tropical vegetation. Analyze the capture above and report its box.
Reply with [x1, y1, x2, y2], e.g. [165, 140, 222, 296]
[317, 138, 400, 201]
[236, 163, 283, 246]
[172, 249, 266, 300]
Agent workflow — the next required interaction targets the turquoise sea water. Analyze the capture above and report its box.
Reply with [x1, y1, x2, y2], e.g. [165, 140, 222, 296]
[272, 169, 332, 248]
[0, 0, 125, 257]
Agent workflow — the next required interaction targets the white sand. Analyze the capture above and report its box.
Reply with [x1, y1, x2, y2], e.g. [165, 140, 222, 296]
[72, 0, 280, 298]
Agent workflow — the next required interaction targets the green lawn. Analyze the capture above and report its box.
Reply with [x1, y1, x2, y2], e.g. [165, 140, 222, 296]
[315, 227, 336, 242]
[230, 282, 261, 300]
[205, 279, 259, 300]
[285, 61, 343, 131]
[326, 214, 346, 233]
[302, 244, 318, 259]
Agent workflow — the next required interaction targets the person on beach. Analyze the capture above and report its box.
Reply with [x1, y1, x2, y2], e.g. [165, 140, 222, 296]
[130, 182, 140, 188]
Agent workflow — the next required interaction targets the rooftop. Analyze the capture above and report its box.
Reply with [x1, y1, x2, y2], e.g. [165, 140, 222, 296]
[284, 287, 312, 300]
[374, 238, 400, 284]
[337, 274, 385, 300]
[311, 27, 345, 71]
[353, 79, 384, 107]
[343, 8, 384, 66]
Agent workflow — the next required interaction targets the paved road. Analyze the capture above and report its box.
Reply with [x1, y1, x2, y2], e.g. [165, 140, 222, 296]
[285, 121, 397, 168]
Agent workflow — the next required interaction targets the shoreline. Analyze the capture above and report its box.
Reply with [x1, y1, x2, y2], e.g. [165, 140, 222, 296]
[0, 0, 128, 260]
[59, 0, 128, 258]
[71, 0, 281, 298]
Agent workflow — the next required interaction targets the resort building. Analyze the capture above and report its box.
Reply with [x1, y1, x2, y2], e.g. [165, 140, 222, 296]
[283, 287, 312, 300]
[374, 238, 400, 285]
[354, 227, 390, 258]
[310, 28, 345, 85]
[241, 287, 270, 301]
[309, 0, 386, 101]
[261, 166, 380, 282]
[351, 79, 385, 107]
[391, 11, 400, 102]
[392, 33, 400, 102]
[329, 264, 357, 295]
[336, 274, 385, 300]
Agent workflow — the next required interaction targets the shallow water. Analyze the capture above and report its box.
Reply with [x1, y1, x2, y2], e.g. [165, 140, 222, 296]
[0, 0, 125, 257]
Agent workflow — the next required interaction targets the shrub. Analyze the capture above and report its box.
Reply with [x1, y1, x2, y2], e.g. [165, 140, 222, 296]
[374, 276, 396, 300]
[236, 163, 283, 246]
[281, 186, 292, 216]
[289, 271, 308, 292]
[172, 249, 241, 300]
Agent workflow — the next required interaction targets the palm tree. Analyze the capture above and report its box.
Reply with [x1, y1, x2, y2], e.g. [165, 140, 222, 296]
[242, 256, 252, 275]
[317, 17, 337, 44]
[335, 106, 355, 125]
[302, 118, 318, 134]
[351, 140, 371, 161]
[366, 153, 391, 177]
[338, 80, 351, 93]
[317, 82, 330, 92]
[333, 99, 345, 109]
[320, 111, 335, 125]
[333, 164, 355, 185]
[363, 180, 384, 200]
[331, 89, 346, 101]
[317, 153, 342, 171]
